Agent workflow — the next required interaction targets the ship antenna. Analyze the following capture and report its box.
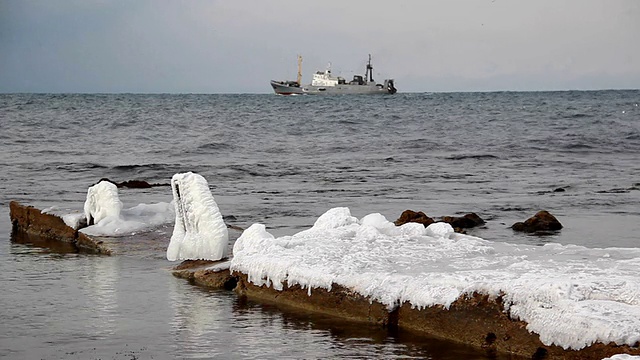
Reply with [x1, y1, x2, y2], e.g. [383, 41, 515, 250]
[297, 55, 303, 85]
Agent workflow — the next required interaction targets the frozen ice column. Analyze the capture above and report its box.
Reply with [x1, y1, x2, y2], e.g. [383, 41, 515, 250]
[84, 180, 123, 226]
[167, 172, 229, 261]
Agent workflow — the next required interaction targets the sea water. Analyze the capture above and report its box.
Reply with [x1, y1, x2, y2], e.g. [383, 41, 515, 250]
[1, 91, 639, 359]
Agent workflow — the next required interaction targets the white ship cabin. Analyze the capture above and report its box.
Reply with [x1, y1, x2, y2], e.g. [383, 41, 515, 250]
[311, 66, 347, 87]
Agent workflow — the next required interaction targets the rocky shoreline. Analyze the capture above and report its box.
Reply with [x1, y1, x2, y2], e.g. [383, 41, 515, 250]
[9, 201, 112, 255]
[8, 201, 640, 360]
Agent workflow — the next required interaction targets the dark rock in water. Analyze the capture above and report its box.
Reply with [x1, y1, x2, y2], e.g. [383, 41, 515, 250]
[227, 224, 244, 231]
[97, 177, 118, 186]
[553, 187, 566, 193]
[511, 210, 563, 233]
[95, 178, 169, 188]
[173, 260, 237, 290]
[222, 215, 244, 231]
[119, 180, 153, 188]
[440, 213, 486, 229]
[395, 211, 484, 233]
[452, 226, 467, 234]
[394, 210, 434, 227]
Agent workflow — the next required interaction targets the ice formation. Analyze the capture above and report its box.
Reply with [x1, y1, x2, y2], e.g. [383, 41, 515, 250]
[166, 172, 228, 261]
[84, 180, 123, 227]
[231, 207, 640, 351]
[81, 202, 175, 236]
[79, 179, 174, 236]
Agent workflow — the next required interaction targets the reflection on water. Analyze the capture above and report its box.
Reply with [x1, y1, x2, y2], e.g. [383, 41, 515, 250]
[10, 229, 79, 254]
[169, 278, 236, 358]
[84, 256, 119, 338]
[167, 281, 513, 359]
[228, 296, 515, 360]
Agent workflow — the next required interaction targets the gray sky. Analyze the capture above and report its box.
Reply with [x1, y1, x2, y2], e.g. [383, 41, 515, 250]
[1, 0, 638, 93]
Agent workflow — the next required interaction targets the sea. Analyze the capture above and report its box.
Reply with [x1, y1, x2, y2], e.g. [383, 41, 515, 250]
[1, 91, 639, 359]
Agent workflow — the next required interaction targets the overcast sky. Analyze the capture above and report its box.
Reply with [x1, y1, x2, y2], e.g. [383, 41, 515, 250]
[1, 0, 638, 93]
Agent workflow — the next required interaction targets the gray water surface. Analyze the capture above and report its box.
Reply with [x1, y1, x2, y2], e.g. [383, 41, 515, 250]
[2, 91, 639, 359]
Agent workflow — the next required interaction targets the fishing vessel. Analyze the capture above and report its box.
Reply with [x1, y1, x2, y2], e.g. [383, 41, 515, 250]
[270, 55, 397, 95]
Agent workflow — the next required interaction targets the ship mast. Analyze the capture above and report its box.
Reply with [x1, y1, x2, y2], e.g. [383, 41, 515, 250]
[366, 54, 374, 83]
[297, 55, 303, 85]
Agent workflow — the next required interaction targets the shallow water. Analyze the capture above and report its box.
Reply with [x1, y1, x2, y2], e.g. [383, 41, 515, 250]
[1, 91, 639, 359]
[0, 227, 512, 360]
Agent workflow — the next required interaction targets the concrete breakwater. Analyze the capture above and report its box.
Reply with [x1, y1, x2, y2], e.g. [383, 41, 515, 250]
[172, 259, 640, 360]
[9, 201, 640, 360]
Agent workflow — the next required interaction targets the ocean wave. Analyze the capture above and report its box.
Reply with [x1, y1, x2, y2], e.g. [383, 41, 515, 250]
[446, 154, 499, 160]
[111, 163, 175, 172]
[196, 142, 234, 151]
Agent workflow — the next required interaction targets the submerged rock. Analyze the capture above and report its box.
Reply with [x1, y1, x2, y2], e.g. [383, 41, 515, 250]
[511, 210, 563, 233]
[395, 211, 484, 234]
[96, 178, 170, 188]
[172, 260, 237, 290]
[394, 209, 434, 227]
[440, 213, 486, 229]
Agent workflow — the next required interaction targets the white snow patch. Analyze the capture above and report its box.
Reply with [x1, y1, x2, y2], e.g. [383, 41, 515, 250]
[231, 207, 640, 351]
[602, 355, 640, 360]
[166, 172, 228, 261]
[203, 260, 231, 272]
[425, 221, 455, 237]
[62, 213, 85, 230]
